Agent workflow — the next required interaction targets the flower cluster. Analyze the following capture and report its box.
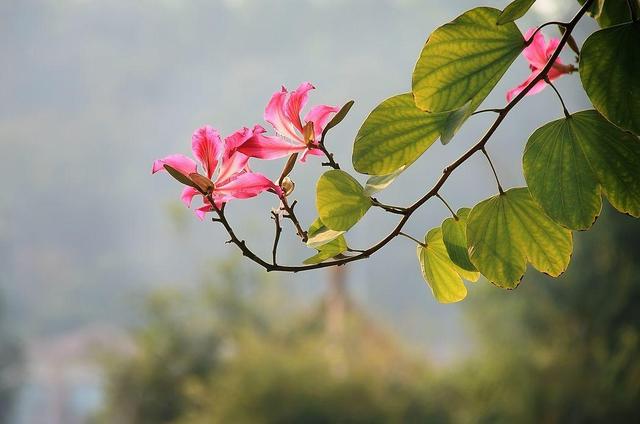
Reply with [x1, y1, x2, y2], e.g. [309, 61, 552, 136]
[152, 82, 339, 219]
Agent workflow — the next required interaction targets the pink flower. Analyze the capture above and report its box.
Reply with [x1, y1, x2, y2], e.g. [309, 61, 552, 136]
[152, 125, 280, 219]
[506, 28, 576, 102]
[236, 82, 340, 162]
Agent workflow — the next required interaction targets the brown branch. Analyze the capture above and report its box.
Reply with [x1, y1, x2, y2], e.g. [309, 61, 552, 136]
[279, 196, 308, 242]
[210, 0, 594, 273]
[271, 211, 282, 265]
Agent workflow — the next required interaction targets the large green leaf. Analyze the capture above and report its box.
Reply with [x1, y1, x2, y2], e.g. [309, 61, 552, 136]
[352, 94, 447, 175]
[580, 22, 640, 135]
[467, 188, 573, 288]
[412, 7, 524, 113]
[417, 227, 479, 303]
[497, 0, 537, 25]
[442, 208, 477, 272]
[579, 0, 636, 27]
[316, 170, 372, 231]
[524, 110, 640, 230]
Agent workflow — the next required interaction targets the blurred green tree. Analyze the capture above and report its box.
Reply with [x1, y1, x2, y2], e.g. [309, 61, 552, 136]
[0, 293, 23, 424]
[447, 206, 640, 423]
[98, 263, 446, 423]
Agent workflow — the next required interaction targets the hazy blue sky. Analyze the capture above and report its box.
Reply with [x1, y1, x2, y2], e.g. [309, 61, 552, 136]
[1, 0, 595, 357]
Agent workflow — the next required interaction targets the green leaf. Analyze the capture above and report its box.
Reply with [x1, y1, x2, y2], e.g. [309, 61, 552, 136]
[442, 208, 477, 272]
[303, 218, 349, 264]
[497, 0, 537, 24]
[579, 0, 635, 27]
[352, 94, 448, 175]
[321, 100, 355, 139]
[304, 236, 348, 265]
[412, 7, 524, 113]
[524, 110, 640, 230]
[439, 101, 472, 145]
[580, 22, 640, 135]
[467, 188, 573, 289]
[316, 170, 372, 231]
[417, 227, 479, 304]
[363, 166, 406, 196]
[306, 217, 345, 249]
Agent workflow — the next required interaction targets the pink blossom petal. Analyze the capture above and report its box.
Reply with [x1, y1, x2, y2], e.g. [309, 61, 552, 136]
[224, 126, 254, 151]
[545, 37, 560, 58]
[300, 148, 324, 163]
[523, 28, 550, 70]
[237, 132, 306, 160]
[151, 154, 197, 176]
[304, 104, 340, 140]
[217, 151, 249, 184]
[265, 86, 304, 143]
[506, 72, 548, 102]
[285, 82, 315, 132]
[215, 172, 277, 200]
[180, 187, 200, 207]
[195, 204, 212, 220]
[191, 126, 223, 179]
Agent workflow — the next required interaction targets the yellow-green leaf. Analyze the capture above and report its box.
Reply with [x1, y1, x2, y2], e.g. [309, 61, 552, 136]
[306, 217, 345, 249]
[497, 0, 537, 25]
[580, 22, 640, 135]
[363, 166, 406, 196]
[467, 188, 573, 288]
[442, 208, 477, 272]
[316, 170, 372, 231]
[303, 218, 348, 265]
[524, 110, 640, 230]
[412, 7, 524, 113]
[417, 227, 479, 304]
[352, 94, 447, 175]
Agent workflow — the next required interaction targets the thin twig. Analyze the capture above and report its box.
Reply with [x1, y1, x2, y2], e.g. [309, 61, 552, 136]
[371, 198, 408, 215]
[544, 77, 570, 118]
[207, 0, 594, 273]
[398, 232, 426, 248]
[481, 148, 504, 195]
[436, 194, 458, 219]
[279, 196, 308, 242]
[525, 21, 568, 46]
[471, 108, 504, 116]
[271, 211, 282, 265]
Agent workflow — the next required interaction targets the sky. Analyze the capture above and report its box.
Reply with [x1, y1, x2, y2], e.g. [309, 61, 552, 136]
[0, 0, 596, 358]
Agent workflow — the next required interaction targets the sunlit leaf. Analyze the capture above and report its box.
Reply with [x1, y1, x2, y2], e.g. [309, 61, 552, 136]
[352, 94, 447, 175]
[524, 110, 640, 230]
[580, 22, 640, 135]
[467, 188, 573, 288]
[304, 238, 348, 265]
[417, 227, 479, 304]
[497, 0, 537, 24]
[316, 170, 372, 231]
[306, 217, 345, 249]
[363, 166, 406, 196]
[442, 208, 477, 272]
[412, 7, 523, 113]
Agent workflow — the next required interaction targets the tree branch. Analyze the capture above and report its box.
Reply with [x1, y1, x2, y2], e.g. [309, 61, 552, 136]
[208, 0, 594, 273]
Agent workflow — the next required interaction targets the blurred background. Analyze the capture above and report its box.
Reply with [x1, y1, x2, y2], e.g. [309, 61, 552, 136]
[2, 0, 639, 422]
